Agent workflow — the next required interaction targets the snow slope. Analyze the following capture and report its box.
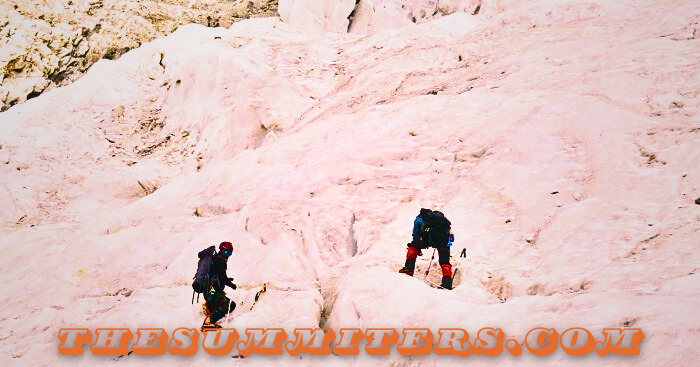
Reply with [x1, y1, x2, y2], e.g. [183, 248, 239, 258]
[0, 0, 698, 365]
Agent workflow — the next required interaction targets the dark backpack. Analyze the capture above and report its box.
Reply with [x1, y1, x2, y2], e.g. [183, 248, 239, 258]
[192, 246, 216, 296]
[423, 211, 451, 247]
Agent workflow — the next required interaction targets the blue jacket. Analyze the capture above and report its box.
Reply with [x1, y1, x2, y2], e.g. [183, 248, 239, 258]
[412, 216, 424, 243]
[413, 215, 454, 246]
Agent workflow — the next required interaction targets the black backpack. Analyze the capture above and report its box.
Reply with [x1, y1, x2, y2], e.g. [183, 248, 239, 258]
[423, 211, 451, 247]
[192, 246, 216, 303]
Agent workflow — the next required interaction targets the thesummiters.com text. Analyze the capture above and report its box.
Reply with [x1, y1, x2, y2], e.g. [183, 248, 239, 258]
[58, 327, 644, 357]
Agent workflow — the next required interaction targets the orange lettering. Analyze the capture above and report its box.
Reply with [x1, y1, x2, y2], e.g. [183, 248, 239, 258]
[397, 328, 433, 355]
[525, 328, 558, 356]
[505, 339, 522, 356]
[595, 328, 644, 356]
[90, 328, 133, 355]
[202, 328, 239, 356]
[285, 328, 335, 356]
[132, 328, 168, 355]
[334, 328, 364, 355]
[364, 328, 399, 355]
[167, 328, 199, 356]
[560, 327, 594, 356]
[433, 328, 473, 357]
[57, 328, 93, 355]
[236, 328, 287, 357]
[474, 327, 504, 356]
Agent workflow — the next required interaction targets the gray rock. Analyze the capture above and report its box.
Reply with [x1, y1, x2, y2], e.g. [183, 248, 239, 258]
[0, 0, 279, 111]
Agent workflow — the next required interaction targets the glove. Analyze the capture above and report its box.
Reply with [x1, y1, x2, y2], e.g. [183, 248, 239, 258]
[230, 283, 237, 290]
[229, 301, 237, 313]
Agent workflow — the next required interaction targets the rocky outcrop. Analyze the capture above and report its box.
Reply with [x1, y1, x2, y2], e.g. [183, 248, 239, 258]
[0, 0, 279, 111]
[278, 0, 356, 33]
[348, 0, 482, 34]
[277, 0, 483, 34]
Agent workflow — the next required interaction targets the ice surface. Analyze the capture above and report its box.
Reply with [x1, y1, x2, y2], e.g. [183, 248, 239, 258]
[0, 0, 698, 366]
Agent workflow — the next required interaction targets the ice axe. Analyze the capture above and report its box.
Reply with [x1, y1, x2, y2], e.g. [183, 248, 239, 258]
[424, 248, 436, 279]
[250, 283, 267, 310]
[223, 299, 231, 328]
[452, 247, 467, 280]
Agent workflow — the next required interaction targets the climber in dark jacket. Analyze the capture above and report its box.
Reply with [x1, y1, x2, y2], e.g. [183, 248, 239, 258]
[399, 208, 455, 290]
[202, 242, 237, 329]
[209, 243, 236, 293]
[400, 208, 431, 277]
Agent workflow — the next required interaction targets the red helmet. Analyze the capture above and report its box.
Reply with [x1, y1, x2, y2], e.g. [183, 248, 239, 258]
[219, 242, 233, 252]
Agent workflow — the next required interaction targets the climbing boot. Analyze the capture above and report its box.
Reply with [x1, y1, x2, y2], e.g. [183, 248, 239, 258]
[440, 276, 453, 290]
[399, 259, 416, 276]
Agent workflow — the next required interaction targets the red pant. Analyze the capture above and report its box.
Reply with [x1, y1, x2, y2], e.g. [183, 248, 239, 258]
[405, 246, 451, 278]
